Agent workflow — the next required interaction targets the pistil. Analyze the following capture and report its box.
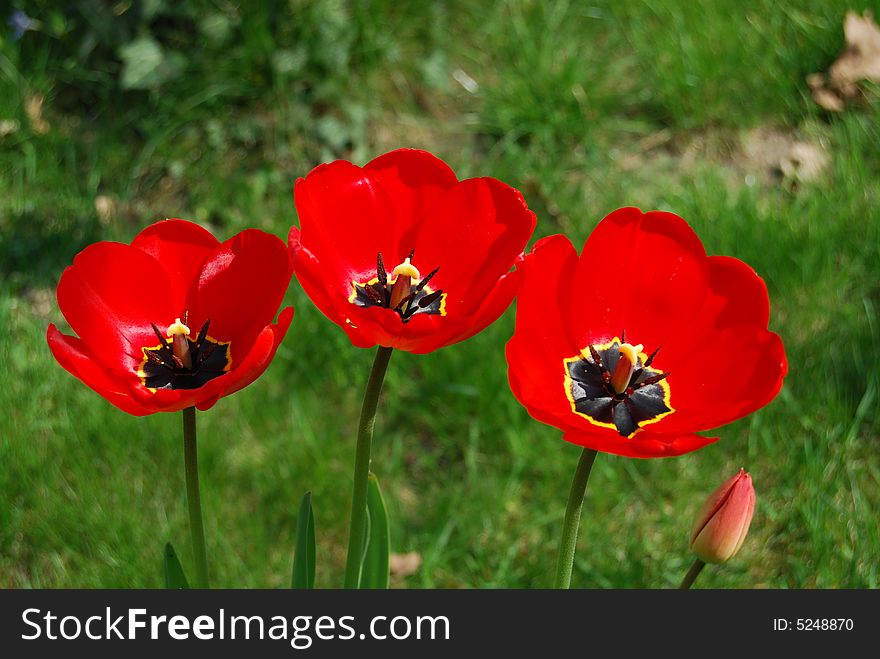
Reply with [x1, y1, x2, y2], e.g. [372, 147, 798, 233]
[167, 317, 193, 370]
[389, 257, 421, 310]
[610, 342, 642, 394]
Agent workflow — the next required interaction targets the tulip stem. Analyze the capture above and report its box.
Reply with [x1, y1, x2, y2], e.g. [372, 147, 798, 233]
[182, 406, 209, 588]
[679, 559, 706, 589]
[554, 447, 598, 588]
[344, 346, 394, 588]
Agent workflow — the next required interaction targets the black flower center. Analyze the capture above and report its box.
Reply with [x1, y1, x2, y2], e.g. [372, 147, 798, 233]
[138, 315, 230, 390]
[563, 335, 672, 437]
[350, 250, 446, 322]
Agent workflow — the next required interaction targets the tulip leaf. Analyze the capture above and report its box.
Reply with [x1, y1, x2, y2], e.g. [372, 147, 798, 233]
[163, 542, 190, 589]
[359, 473, 390, 589]
[291, 491, 316, 589]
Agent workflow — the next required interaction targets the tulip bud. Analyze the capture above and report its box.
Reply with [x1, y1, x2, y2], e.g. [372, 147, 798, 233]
[689, 468, 755, 564]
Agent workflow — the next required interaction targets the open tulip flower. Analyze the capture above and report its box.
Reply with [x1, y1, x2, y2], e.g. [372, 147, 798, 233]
[289, 148, 536, 587]
[288, 148, 536, 353]
[47, 219, 294, 416]
[507, 207, 787, 459]
[46, 218, 293, 588]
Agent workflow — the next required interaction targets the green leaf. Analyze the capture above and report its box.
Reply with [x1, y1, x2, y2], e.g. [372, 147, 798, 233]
[163, 542, 190, 589]
[359, 473, 390, 589]
[291, 491, 316, 589]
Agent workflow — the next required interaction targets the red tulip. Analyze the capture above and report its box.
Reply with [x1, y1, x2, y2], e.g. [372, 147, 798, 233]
[690, 469, 756, 563]
[288, 148, 536, 353]
[506, 207, 787, 457]
[47, 219, 294, 415]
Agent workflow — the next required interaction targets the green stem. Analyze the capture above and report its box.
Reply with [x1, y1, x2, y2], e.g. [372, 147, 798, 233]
[182, 406, 209, 588]
[679, 558, 706, 589]
[343, 346, 394, 588]
[554, 447, 598, 589]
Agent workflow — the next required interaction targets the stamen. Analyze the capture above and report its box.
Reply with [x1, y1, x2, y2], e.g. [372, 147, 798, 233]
[146, 350, 171, 369]
[364, 284, 385, 305]
[610, 342, 643, 394]
[635, 371, 670, 388]
[166, 317, 193, 370]
[644, 345, 662, 368]
[197, 340, 216, 366]
[400, 292, 420, 319]
[418, 290, 444, 308]
[191, 319, 212, 364]
[377, 252, 388, 286]
[150, 322, 174, 361]
[414, 265, 440, 294]
[195, 319, 211, 348]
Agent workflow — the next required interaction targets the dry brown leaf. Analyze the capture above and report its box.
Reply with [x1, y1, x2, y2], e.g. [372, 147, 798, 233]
[831, 10, 880, 87]
[23, 288, 54, 319]
[0, 119, 20, 137]
[389, 552, 422, 577]
[740, 128, 795, 171]
[25, 93, 50, 134]
[808, 11, 880, 111]
[738, 127, 829, 184]
[779, 142, 829, 183]
[94, 195, 118, 225]
[810, 85, 847, 112]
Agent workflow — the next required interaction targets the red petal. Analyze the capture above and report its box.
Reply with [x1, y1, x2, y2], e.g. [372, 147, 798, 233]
[655, 325, 787, 434]
[205, 306, 295, 405]
[413, 177, 536, 317]
[289, 233, 379, 349]
[364, 149, 459, 262]
[342, 303, 447, 352]
[188, 229, 292, 363]
[506, 235, 584, 433]
[47, 325, 153, 416]
[690, 471, 755, 562]
[690, 469, 744, 545]
[567, 208, 710, 352]
[562, 428, 718, 458]
[125, 375, 229, 413]
[293, 160, 396, 300]
[130, 219, 219, 314]
[412, 262, 524, 353]
[659, 255, 770, 368]
[56, 241, 176, 373]
[289, 231, 346, 324]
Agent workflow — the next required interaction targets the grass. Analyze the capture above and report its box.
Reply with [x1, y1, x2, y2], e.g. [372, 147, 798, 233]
[1, 0, 879, 588]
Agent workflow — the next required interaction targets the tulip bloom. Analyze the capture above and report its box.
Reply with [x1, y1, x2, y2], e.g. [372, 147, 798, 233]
[288, 148, 536, 353]
[507, 207, 787, 458]
[690, 468, 756, 564]
[47, 219, 294, 415]
[289, 148, 535, 587]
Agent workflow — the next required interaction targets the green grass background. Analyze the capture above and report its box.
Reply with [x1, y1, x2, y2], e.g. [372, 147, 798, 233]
[1, 0, 878, 588]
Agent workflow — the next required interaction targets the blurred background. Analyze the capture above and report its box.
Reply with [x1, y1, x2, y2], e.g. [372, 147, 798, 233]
[1, 0, 878, 588]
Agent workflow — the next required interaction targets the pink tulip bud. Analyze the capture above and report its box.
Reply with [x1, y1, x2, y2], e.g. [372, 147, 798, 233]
[689, 469, 755, 564]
